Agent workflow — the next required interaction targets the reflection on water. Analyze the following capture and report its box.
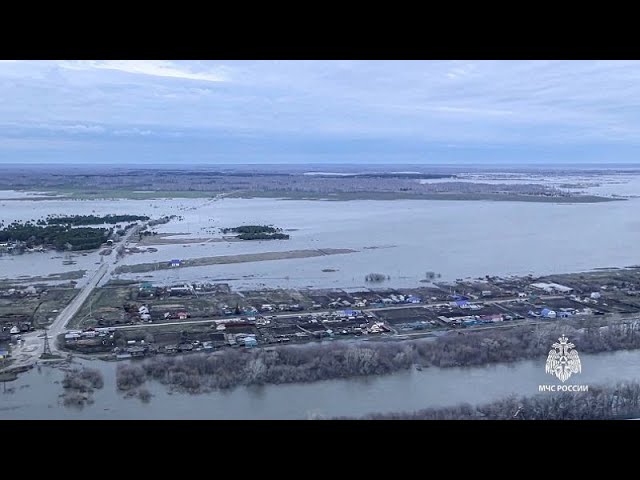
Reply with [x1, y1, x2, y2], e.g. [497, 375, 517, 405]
[3, 349, 640, 419]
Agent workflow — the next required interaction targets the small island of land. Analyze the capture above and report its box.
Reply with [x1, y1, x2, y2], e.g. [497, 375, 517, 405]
[0, 214, 148, 253]
[221, 225, 290, 240]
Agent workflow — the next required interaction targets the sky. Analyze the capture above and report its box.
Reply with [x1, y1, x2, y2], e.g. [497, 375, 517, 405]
[2, 60, 640, 165]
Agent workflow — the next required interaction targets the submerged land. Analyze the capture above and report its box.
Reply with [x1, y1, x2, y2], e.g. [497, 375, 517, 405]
[3, 163, 640, 418]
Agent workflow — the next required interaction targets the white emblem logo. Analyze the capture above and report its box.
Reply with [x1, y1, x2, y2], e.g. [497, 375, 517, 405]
[545, 335, 581, 383]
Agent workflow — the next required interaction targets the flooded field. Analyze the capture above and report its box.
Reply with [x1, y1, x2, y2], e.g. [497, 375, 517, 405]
[3, 172, 640, 290]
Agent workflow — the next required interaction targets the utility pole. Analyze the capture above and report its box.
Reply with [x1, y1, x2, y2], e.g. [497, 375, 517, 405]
[43, 327, 51, 357]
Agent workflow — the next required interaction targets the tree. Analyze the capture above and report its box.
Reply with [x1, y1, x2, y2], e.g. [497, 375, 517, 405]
[113, 331, 127, 349]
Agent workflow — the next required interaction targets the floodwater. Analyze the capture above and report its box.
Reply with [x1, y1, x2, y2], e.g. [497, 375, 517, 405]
[2, 348, 640, 419]
[3, 172, 640, 418]
[2, 173, 640, 290]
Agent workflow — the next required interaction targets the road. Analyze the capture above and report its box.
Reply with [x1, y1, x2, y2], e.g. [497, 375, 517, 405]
[106, 294, 566, 331]
[48, 263, 109, 350]
[3, 223, 144, 370]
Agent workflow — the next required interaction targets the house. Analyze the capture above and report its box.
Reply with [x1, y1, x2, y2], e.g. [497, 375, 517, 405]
[406, 295, 421, 304]
[541, 308, 557, 319]
[590, 292, 601, 300]
[481, 291, 493, 297]
[244, 336, 258, 348]
[9, 326, 19, 335]
[0, 350, 9, 359]
[169, 259, 182, 267]
[23, 286, 37, 295]
[169, 286, 191, 296]
[451, 295, 469, 301]
[530, 283, 554, 294]
[126, 346, 146, 357]
[531, 282, 573, 294]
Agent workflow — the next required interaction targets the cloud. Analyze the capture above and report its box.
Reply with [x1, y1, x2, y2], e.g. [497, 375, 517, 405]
[4, 60, 640, 163]
[113, 127, 153, 136]
[60, 60, 229, 83]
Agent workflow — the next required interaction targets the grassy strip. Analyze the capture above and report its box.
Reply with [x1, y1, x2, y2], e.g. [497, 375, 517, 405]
[114, 248, 356, 274]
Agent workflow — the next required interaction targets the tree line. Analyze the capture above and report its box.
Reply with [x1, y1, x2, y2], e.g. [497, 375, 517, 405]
[115, 316, 640, 394]
[222, 225, 289, 240]
[0, 221, 111, 250]
[46, 214, 149, 225]
[336, 381, 640, 420]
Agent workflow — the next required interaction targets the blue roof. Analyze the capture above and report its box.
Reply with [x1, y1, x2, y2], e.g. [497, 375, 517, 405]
[456, 300, 468, 307]
[0, 350, 8, 355]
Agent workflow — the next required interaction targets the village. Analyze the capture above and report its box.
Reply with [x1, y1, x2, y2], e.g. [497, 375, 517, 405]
[1, 265, 630, 361]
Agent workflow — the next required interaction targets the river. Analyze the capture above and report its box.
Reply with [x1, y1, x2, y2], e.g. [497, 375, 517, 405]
[2, 349, 640, 419]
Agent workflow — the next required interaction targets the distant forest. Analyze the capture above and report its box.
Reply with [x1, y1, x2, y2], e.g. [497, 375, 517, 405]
[45, 214, 149, 225]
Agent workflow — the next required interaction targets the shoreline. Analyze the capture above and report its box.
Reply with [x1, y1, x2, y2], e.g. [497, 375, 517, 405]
[1, 188, 623, 203]
[113, 248, 357, 274]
